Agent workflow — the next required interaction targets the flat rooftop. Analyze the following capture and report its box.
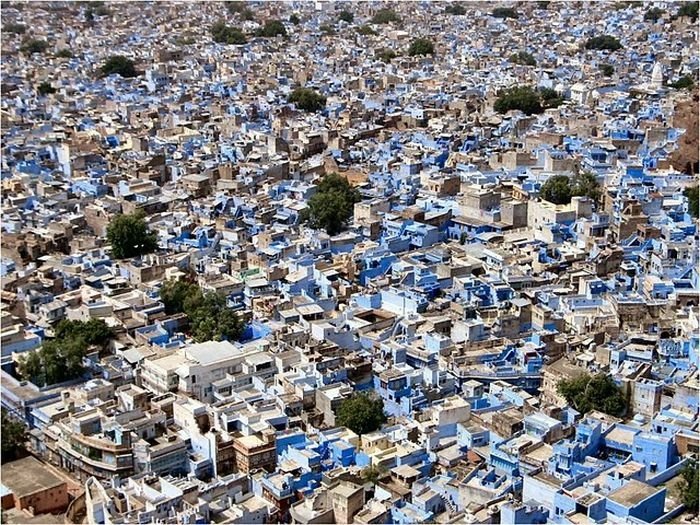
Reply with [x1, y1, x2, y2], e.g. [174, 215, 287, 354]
[1, 456, 66, 498]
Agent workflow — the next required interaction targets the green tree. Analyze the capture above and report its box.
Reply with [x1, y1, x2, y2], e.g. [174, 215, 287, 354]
[37, 81, 56, 96]
[106, 212, 158, 259]
[1, 410, 26, 463]
[509, 51, 536, 66]
[537, 1, 550, 8]
[305, 173, 361, 235]
[21, 39, 49, 54]
[336, 392, 387, 435]
[572, 171, 601, 203]
[679, 459, 699, 514]
[3, 22, 27, 34]
[644, 7, 664, 22]
[669, 75, 695, 90]
[160, 279, 200, 315]
[677, 2, 699, 22]
[100, 55, 138, 78]
[55, 48, 73, 58]
[376, 48, 397, 63]
[408, 38, 434, 57]
[357, 25, 377, 36]
[557, 373, 627, 416]
[188, 292, 244, 343]
[494, 86, 543, 115]
[256, 19, 287, 38]
[445, 3, 467, 15]
[599, 63, 614, 77]
[492, 7, 518, 19]
[226, 1, 254, 19]
[18, 338, 88, 386]
[539, 87, 564, 109]
[685, 185, 699, 218]
[289, 13, 300, 25]
[288, 87, 327, 113]
[54, 319, 114, 351]
[211, 22, 247, 44]
[371, 8, 401, 24]
[320, 23, 335, 35]
[339, 9, 354, 23]
[361, 464, 388, 484]
[585, 35, 623, 51]
[540, 175, 573, 205]
[17, 349, 43, 386]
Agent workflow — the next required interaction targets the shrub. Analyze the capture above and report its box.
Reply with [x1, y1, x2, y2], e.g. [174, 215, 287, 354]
[376, 48, 397, 63]
[585, 35, 623, 51]
[288, 87, 326, 113]
[371, 8, 400, 24]
[492, 7, 518, 19]
[211, 22, 247, 44]
[445, 3, 466, 15]
[338, 9, 353, 23]
[408, 37, 434, 56]
[37, 81, 56, 96]
[20, 39, 49, 54]
[100, 55, 138, 77]
[509, 51, 536, 66]
[256, 19, 287, 38]
[357, 25, 377, 36]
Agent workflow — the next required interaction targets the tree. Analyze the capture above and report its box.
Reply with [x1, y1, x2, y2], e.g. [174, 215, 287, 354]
[540, 175, 573, 205]
[289, 13, 300, 25]
[256, 20, 287, 38]
[55, 48, 73, 58]
[100, 55, 138, 78]
[669, 75, 695, 90]
[106, 212, 158, 259]
[18, 338, 88, 386]
[226, 1, 254, 19]
[20, 39, 49, 54]
[537, 1, 550, 8]
[336, 392, 387, 435]
[539, 87, 564, 109]
[445, 3, 466, 15]
[685, 185, 699, 218]
[160, 279, 200, 315]
[357, 25, 377, 36]
[599, 63, 614, 77]
[572, 171, 601, 203]
[585, 35, 623, 51]
[557, 373, 627, 416]
[677, 2, 699, 22]
[305, 173, 361, 235]
[37, 81, 56, 96]
[211, 22, 247, 44]
[371, 8, 401, 24]
[338, 9, 354, 23]
[361, 464, 388, 484]
[376, 48, 397, 63]
[160, 280, 244, 342]
[1, 410, 26, 463]
[679, 459, 699, 514]
[3, 22, 26, 34]
[408, 38, 434, 57]
[188, 292, 244, 343]
[644, 7, 664, 22]
[492, 7, 518, 19]
[494, 86, 543, 115]
[288, 87, 326, 113]
[320, 23, 335, 35]
[55, 319, 114, 351]
[509, 51, 536, 66]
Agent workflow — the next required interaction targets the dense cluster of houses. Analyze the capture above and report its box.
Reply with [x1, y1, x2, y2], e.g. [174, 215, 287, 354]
[1, 1, 698, 524]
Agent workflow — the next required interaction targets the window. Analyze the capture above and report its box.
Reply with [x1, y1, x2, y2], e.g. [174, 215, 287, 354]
[191, 375, 196, 384]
